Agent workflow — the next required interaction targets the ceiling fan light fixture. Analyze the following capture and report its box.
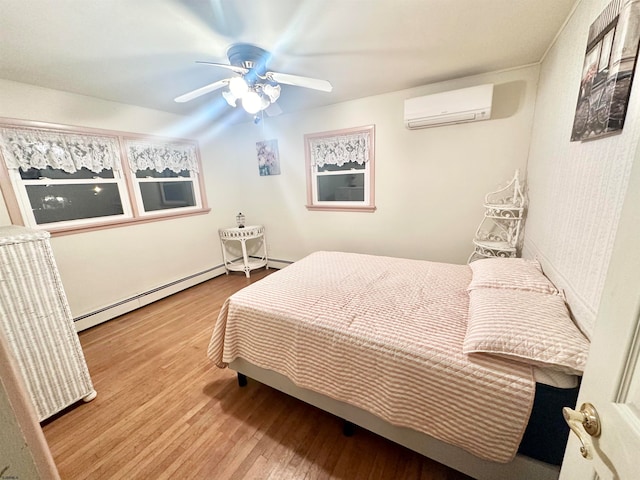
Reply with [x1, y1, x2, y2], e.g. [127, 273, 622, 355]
[242, 90, 263, 114]
[222, 90, 237, 107]
[228, 76, 249, 98]
[176, 43, 332, 118]
[259, 95, 271, 111]
[263, 84, 281, 103]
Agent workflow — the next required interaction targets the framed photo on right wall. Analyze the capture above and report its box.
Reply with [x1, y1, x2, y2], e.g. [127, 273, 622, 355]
[571, 0, 640, 142]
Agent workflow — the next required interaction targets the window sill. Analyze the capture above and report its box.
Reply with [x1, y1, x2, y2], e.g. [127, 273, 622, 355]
[38, 207, 211, 237]
[305, 205, 377, 213]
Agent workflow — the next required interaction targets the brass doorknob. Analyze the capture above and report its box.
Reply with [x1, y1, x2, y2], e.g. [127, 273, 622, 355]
[563, 402, 601, 458]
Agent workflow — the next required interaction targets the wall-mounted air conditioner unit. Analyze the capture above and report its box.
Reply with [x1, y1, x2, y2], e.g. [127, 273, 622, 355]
[404, 83, 494, 130]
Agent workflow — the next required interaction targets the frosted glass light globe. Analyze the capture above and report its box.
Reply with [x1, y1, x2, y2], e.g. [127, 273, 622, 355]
[222, 90, 237, 107]
[263, 84, 281, 102]
[228, 77, 248, 97]
[242, 91, 263, 114]
[259, 95, 271, 111]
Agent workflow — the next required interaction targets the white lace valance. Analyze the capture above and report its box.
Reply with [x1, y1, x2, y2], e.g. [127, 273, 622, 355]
[126, 140, 199, 174]
[309, 132, 370, 168]
[0, 127, 121, 174]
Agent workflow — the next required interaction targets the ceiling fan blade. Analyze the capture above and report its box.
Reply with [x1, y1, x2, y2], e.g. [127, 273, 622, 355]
[265, 102, 283, 117]
[195, 61, 248, 75]
[266, 71, 333, 92]
[174, 79, 229, 103]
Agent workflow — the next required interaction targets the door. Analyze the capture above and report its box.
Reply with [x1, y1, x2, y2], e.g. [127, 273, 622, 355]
[559, 140, 640, 479]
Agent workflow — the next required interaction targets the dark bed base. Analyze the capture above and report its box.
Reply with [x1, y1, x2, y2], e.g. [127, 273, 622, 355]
[518, 382, 580, 465]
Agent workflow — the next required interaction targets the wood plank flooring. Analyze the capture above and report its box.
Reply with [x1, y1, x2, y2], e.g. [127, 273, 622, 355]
[42, 269, 472, 480]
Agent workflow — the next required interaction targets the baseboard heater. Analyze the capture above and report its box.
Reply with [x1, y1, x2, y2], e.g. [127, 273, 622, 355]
[73, 258, 292, 332]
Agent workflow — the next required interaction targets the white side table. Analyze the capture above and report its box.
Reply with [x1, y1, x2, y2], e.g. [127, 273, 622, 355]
[219, 225, 268, 278]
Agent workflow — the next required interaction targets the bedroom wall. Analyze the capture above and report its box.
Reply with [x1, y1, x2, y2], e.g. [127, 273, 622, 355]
[0, 79, 227, 327]
[200, 64, 540, 265]
[0, 64, 538, 327]
[523, 0, 640, 337]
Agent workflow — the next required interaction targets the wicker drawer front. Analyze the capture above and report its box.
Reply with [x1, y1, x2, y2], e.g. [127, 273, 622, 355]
[0, 226, 95, 421]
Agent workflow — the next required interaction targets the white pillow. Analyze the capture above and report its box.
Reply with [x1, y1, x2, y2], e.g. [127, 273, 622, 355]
[468, 257, 558, 295]
[463, 287, 589, 375]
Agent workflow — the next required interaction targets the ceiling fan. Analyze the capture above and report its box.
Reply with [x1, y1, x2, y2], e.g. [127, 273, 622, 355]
[174, 43, 333, 116]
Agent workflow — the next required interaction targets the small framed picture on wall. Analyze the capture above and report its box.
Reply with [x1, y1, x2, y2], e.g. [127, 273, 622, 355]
[256, 139, 280, 176]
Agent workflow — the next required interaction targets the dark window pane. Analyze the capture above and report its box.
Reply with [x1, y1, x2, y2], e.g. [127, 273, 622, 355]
[20, 166, 114, 180]
[135, 168, 190, 179]
[26, 184, 124, 224]
[139, 181, 195, 211]
[317, 161, 365, 173]
[317, 173, 365, 202]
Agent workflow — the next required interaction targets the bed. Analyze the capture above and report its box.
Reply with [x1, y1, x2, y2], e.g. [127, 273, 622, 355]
[207, 251, 590, 480]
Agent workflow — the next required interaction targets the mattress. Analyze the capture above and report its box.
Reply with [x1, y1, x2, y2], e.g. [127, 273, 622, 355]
[208, 251, 539, 463]
[533, 366, 578, 388]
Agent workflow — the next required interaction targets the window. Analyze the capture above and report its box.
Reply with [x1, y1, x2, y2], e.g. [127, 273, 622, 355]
[0, 121, 208, 235]
[19, 166, 129, 225]
[125, 139, 202, 215]
[304, 125, 375, 212]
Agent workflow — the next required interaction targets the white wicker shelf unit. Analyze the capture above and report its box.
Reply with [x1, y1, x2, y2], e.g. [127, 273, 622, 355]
[469, 171, 525, 263]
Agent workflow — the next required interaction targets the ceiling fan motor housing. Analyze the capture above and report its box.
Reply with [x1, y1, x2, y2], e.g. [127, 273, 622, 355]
[226, 43, 270, 83]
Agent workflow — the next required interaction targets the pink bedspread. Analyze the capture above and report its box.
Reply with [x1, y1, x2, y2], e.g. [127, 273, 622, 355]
[207, 251, 535, 462]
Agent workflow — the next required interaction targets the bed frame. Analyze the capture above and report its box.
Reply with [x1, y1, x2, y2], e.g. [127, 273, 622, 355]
[229, 358, 560, 480]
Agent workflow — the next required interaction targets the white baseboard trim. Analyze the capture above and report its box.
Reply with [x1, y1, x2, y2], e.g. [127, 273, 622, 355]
[73, 258, 293, 332]
[73, 264, 227, 332]
[259, 257, 293, 267]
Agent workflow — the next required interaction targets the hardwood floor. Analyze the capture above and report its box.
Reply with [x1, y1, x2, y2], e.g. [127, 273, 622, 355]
[42, 269, 472, 480]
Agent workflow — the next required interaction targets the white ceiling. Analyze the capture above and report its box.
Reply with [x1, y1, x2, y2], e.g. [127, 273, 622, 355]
[0, 0, 577, 121]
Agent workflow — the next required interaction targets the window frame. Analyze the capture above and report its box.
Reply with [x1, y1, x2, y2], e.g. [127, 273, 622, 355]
[8, 167, 133, 229]
[130, 170, 203, 216]
[0, 118, 209, 236]
[123, 137, 204, 217]
[304, 125, 376, 212]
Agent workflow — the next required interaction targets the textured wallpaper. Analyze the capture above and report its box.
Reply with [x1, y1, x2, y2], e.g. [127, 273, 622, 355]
[523, 0, 639, 337]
